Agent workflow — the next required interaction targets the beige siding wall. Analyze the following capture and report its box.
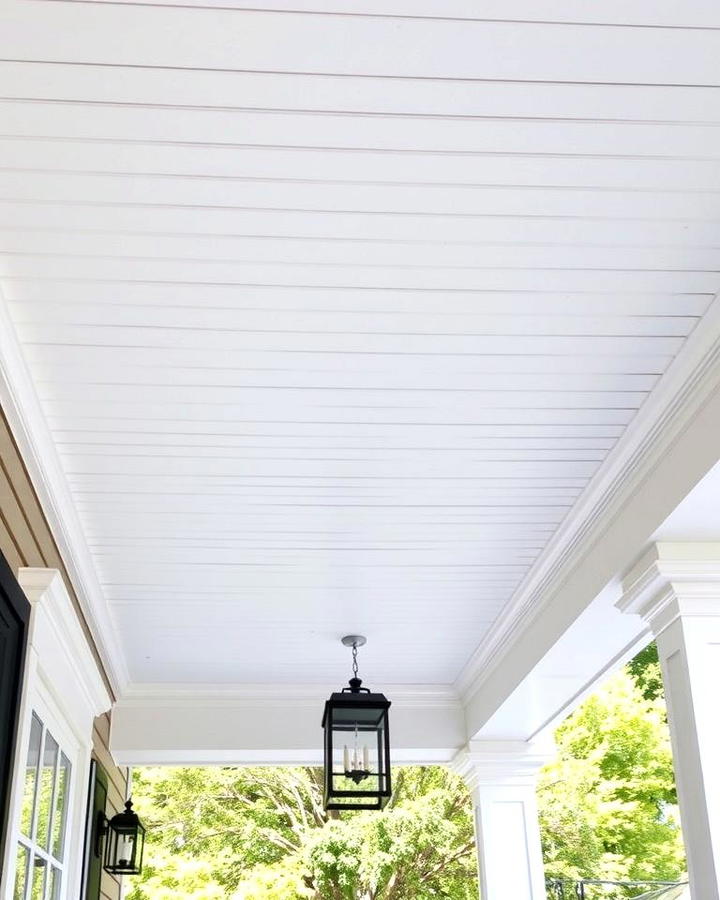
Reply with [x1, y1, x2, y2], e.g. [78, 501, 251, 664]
[0, 409, 128, 900]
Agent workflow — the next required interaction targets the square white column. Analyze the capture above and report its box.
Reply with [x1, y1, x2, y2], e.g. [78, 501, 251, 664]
[453, 740, 550, 900]
[619, 543, 720, 900]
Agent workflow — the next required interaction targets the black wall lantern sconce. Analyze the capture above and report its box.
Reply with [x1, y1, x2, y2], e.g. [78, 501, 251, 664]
[322, 635, 392, 811]
[97, 799, 146, 876]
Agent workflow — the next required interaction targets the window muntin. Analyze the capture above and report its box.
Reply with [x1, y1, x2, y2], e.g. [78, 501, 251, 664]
[12, 714, 72, 900]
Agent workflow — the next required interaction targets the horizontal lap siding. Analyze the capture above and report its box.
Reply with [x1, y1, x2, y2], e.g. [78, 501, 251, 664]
[0, 408, 127, 900]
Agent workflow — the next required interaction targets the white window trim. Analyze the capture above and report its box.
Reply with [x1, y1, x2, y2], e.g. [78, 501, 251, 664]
[1, 569, 112, 900]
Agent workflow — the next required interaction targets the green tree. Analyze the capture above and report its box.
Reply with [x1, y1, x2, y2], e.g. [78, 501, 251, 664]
[538, 664, 684, 887]
[127, 765, 478, 900]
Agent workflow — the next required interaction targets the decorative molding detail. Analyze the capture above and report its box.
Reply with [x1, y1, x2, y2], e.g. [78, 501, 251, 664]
[19, 567, 112, 736]
[119, 681, 461, 710]
[618, 542, 720, 634]
[451, 739, 554, 789]
[456, 295, 720, 704]
[0, 290, 128, 694]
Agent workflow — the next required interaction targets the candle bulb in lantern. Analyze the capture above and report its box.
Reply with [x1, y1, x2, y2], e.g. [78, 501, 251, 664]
[363, 746, 369, 771]
[344, 745, 350, 772]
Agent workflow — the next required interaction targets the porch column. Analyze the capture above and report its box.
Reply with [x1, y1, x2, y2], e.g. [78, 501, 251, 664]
[619, 542, 720, 900]
[453, 740, 550, 900]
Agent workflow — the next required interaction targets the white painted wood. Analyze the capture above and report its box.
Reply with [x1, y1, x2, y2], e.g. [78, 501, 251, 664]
[1, 0, 719, 696]
[38, 0, 720, 29]
[5, 232, 720, 273]
[5, 203, 720, 250]
[110, 684, 466, 765]
[9, 165, 720, 217]
[454, 741, 551, 900]
[0, 569, 112, 900]
[2, 4, 719, 85]
[4, 62, 720, 122]
[619, 544, 720, 900]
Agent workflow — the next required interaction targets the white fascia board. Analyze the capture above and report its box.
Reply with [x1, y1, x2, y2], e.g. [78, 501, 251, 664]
[0, 289, 129, 695]
[109, 683, 465, 766]
[458, 295, 720, 740]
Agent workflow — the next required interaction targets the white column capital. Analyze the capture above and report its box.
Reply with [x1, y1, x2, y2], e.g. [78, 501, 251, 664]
[454, 740, 551, 899]
[617, 542, 720, 634]
[451, 738, 554, 791]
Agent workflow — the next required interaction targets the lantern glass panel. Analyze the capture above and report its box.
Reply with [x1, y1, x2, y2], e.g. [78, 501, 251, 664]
[104, 812, 145, 875]
[323, 693, 391, 810]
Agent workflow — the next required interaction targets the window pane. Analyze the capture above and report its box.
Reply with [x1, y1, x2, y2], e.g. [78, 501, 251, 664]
[20, 716, 42, 838]
[13, 843, 28, 900]
[48, 867, 61, 900]
[29, 856, 46, 900]
[36, 733, 58, 852]
[51, 754, 71, 861]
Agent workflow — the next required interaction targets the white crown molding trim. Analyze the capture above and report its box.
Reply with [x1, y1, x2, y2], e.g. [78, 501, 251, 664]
[0, 289, 129, 694]
[19, 567, 112, 736]
[451, 738, 554, 789]
[455, 295, 720, 704]
[119, 681, 461, 710]
[618, 542, 720, 633]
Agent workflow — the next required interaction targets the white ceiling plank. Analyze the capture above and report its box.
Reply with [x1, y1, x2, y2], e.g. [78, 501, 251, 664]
[15, 321, 688, 354]
[64, 0, 720, 28]
[7, 104, 720, 160]
[2, 3, 719, 84]
[24, 348, 675, 378]
[4, 260, 716, 292]
[3, 62, 720, 122]
[11, 303, 698, 337]
[5, 202, 720, 248]
[44, 418, 629, 439]
[57, 444, 608, 462]
[38, 383, 649, 410]
[34, 365, 660, 392]
[7, 166, 720, 220]
[7, 282, 713, 317]
[52, 432, 619, 450]
[2, 231, 719, 272]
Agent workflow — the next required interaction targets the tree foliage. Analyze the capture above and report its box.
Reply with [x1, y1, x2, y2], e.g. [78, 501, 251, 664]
[127, 647, 685, 898]
[126, 766, 478, 900]
[539, 658, 684, 886]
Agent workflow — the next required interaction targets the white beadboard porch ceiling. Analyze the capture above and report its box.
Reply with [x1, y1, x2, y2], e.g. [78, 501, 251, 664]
[1, 0, 719, 687]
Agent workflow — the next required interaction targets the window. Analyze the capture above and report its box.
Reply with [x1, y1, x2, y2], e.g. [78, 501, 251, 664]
[13, 714, 72, 900]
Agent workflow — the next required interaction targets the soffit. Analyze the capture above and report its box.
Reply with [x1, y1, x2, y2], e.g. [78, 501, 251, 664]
[0, 0, 719, 686]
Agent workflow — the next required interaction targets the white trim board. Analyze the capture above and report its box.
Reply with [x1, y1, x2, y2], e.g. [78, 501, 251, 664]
[0, 287, 129, 694]
[460, 294, 720, 736]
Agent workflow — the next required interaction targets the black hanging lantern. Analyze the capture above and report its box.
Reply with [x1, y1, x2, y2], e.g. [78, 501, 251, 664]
[100, 799, 146, 875]
[322, 635, 391, 811]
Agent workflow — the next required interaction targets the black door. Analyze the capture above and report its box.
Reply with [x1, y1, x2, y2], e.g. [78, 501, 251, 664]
[0, 551, 31, 879]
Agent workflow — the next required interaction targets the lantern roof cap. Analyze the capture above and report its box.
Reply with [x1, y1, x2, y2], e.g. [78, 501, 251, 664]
[321, 690, 391, 726]
[110, 799, 142, 829]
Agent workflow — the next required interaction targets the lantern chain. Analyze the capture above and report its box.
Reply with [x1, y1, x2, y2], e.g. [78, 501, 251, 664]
[352, 642, 359, 680]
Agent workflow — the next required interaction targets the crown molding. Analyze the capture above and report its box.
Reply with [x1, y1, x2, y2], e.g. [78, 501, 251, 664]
[0, 290, 129, 695]
[118, 681, 461, 709]
[451, 738, 554, 789]
[456, 295, 720, 704]
[618, 542, 720, 633]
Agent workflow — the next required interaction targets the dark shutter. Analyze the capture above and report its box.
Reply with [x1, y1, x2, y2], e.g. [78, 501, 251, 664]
[81, 759, 109, 900]
[0, 550, 31, 879]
